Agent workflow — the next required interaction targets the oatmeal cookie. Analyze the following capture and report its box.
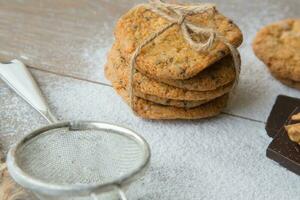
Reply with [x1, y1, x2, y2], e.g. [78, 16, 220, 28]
[105, 62, 228, 119]
[115, 5, 243, 80]
[118, 44, 236, 92]
[106, 44, 233, 101]
[253, 19, 300, 81]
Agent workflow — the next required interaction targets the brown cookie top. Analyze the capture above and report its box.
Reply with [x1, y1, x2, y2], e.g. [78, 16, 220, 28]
[253, 19, 300, 81]
[106, 43, 233, 101]
[115, 5, 243, 80]
[105, 61, 228, 120]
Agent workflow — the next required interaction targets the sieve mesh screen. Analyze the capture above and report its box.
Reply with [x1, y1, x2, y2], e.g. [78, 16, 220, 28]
[15, 127, 145, 186]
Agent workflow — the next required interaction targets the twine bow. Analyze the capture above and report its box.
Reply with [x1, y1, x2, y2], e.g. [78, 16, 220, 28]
[129, 0, 241, 110]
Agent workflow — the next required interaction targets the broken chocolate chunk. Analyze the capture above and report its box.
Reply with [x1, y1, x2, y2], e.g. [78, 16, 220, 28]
[267, 107, 300, 176]
[266, 95, 300, 138]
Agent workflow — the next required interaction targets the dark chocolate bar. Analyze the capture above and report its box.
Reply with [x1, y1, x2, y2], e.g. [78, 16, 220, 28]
[266, 95, 300, 138]
[267, 107, 300, 176]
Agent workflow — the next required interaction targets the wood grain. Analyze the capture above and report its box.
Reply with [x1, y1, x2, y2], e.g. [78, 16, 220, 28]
[0, 0, 139, 83]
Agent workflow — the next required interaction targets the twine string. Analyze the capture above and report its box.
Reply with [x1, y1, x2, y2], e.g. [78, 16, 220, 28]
[129, 0, 241, 110]
[0, 163, 28, 200]
[0, 163, 7, 173]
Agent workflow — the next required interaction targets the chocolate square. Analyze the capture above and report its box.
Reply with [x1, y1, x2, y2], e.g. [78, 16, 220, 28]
[266, 95, 300, 138]
[267, 107, 300, 176]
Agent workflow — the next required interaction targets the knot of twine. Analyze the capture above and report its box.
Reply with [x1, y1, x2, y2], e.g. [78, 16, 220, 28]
[129, 0, 241, 110]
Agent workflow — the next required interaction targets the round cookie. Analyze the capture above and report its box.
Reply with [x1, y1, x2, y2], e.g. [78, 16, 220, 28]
[121, 87, 228, 120]
[105, 62, 228, 120]
[278, 78, 300, 90]
[115, 5, 243, 80]
[156, 57, 235, 92]
[118, 44, 236, 92]
[271, 72, 300, 90]
[105, 56, 213, 108]
[107, 44, 233, 101]
[134, 72, 233, 101]
[135, 91, 211, 108]
[253, 19, 300, 81]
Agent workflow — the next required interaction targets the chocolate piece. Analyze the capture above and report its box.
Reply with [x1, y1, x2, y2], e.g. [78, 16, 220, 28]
[266, 95, 300, 138]
[267, 107, 300, 176]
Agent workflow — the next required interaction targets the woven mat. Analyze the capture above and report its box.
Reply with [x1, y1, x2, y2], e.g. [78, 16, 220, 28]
[0, 148, 29, 200]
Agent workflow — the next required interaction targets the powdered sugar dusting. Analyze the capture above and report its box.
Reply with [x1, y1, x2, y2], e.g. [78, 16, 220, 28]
[1, 70, 300, 199]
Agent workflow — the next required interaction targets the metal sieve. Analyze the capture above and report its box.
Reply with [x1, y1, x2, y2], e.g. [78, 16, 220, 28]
[0, 60, 151, 200]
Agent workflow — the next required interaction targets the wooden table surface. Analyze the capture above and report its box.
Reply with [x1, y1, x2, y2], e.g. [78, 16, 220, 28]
[0, 0, 300, 199]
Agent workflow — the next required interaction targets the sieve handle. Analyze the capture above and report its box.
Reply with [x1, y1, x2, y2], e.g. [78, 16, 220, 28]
[0, 60, 58, 124]
[91, 186, 127, 200]
[116, 187, 128, 200]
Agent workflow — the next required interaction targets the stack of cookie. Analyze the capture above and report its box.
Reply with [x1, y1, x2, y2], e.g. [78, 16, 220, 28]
[105, 4, 243, 120]
[253, 19, 300, 89]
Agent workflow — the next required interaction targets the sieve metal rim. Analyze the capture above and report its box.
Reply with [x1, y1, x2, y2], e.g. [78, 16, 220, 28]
[7, 121, 151, 196]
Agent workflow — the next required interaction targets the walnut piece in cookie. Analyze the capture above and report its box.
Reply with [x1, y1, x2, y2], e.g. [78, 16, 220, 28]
[253, 19, 300, 82]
